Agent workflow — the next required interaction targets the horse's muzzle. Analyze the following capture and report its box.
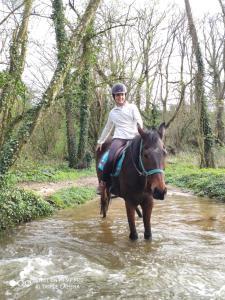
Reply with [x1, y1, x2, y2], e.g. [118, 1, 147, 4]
[153, 187, 167, 200]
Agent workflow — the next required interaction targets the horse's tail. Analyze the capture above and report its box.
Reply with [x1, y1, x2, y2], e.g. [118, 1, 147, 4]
[136, 206, 143, 218]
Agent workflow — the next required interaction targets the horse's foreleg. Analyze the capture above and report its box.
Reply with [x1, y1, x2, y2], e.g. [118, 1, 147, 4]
[125, 201, 138, 240]
[100, 188, 110, 218]
[140, 196, 153, 240]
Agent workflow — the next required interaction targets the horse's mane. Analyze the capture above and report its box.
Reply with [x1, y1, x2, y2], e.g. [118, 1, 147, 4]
[129, 134, 141, 162]
[129, 128, 160, 156]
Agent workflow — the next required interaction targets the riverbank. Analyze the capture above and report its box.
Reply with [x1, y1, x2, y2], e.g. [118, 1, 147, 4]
[1, 157, 225, 232]
[0, 163, 98, 232]
[166, 160, 225, 202]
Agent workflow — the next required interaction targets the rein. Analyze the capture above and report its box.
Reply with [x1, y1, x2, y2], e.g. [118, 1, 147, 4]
[130, 138, 164, 177]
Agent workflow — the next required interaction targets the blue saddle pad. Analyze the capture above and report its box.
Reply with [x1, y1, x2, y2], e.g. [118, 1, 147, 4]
[98, 150, 126, 177]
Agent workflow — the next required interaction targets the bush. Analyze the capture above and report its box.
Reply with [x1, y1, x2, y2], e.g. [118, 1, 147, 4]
[0, 180, 54, 231]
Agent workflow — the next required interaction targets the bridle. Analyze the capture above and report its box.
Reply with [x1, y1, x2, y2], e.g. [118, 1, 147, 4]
[130, 138, 164, 177]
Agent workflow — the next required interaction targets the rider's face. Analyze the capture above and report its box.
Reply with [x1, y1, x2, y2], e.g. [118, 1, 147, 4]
[114, 93, 126, 106]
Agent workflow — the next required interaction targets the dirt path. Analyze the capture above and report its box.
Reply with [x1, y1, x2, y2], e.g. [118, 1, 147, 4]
[18, 176, 98, 197]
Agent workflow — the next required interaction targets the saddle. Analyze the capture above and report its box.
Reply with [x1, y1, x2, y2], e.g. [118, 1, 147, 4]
[98, 141, 130, 177]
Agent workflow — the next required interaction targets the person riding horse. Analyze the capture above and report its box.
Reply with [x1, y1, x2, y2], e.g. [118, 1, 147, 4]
[96, 83, 143, 195]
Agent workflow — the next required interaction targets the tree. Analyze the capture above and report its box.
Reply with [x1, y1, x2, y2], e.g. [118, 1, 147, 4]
[203, 15, 225, 144]
[0, 0, 102, 177]
[76, 23, 96, 168]
[52, 0, 77, 168]
[184, 0, 215, 167]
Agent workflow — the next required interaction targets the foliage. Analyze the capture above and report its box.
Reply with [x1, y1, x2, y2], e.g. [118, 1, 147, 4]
[0, 161, 97, 231]
[166, 157, 225, 201]
[10, 160, 96, 183]
[48, 186, 96, 208]
[0, 181, 53, 231]
[0, 0, 101, 179]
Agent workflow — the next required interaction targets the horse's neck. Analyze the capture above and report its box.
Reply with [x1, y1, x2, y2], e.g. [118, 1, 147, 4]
[128, 136, 141, 165]
[125, 137, 146, 190]
[126, 137, 141, 176]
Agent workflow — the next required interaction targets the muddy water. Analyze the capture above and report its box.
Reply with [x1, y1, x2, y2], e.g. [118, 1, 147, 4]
[1, 188, 225, 300]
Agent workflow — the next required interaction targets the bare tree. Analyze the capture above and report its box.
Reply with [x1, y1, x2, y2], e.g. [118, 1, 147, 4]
[184, 0, 215, 167]
[203, 15, 225, 144]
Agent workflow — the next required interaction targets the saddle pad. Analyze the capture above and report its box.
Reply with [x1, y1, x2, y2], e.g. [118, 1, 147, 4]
[98, 150, 126, 177]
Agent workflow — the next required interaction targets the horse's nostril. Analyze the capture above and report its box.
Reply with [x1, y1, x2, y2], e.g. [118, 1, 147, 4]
[153, 187, 166, 200]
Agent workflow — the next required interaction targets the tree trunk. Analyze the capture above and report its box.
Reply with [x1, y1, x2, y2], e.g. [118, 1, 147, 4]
[0, 0, 33, 147]
[216, 0, 225, 143]
[65, 96, 77, 168]
[216, 98, 225, 144]
[184, 0, 215, 167]
[76, 26, 94, 169]
[52, 0, 78, 168]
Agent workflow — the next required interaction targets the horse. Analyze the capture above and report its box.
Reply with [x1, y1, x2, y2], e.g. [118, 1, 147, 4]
[96, 123, 167, 240]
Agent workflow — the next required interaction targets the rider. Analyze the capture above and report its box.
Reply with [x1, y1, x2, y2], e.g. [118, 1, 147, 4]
[96, 83, 143, 194]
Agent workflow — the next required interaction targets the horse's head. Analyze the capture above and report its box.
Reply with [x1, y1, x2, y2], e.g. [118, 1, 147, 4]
[138, 123, 167, 200]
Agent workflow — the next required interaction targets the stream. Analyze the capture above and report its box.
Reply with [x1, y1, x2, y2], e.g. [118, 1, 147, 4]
[0, 188, 225, 299]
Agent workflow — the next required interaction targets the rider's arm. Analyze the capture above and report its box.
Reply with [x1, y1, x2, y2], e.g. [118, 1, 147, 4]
[97, 114, 114, 145]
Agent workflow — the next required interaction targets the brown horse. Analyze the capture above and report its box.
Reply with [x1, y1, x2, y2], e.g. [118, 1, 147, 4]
[96, 123, 167, 240]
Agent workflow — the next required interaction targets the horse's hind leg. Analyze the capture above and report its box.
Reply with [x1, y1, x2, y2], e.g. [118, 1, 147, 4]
[140, 196, 153, 240]
[125, 201, 138, 240]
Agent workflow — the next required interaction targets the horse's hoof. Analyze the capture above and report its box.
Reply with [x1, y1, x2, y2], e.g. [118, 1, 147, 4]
[129, 232, 138, 240]
[144, 232, 152, 240]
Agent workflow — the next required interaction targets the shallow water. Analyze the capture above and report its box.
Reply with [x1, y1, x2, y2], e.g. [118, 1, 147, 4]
[0, 188, 225, 300]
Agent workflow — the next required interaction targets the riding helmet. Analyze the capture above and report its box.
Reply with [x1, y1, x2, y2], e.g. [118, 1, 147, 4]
[111, 83, 127, 95]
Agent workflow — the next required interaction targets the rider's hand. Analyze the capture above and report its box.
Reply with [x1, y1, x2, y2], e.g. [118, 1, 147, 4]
[96, 143, 102, 152]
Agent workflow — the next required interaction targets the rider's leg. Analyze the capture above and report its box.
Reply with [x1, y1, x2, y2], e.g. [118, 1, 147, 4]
[102, 138, 127, 180]
[98, 139, 127, 194]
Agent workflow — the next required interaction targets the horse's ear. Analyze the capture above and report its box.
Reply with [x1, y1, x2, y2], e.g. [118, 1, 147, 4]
[137, 123, 146, 139]
[158, 122, 166, 140]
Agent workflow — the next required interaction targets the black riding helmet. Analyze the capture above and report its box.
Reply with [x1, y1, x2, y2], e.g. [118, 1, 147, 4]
[111, 83, 127, 98]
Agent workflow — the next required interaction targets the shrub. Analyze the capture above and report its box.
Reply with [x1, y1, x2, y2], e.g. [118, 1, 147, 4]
[0, 183, 54, 231]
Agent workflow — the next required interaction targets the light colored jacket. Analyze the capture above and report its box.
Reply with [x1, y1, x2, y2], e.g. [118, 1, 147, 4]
[97, 102, 143, 145]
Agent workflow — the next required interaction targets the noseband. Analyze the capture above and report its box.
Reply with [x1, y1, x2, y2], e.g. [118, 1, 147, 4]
[131, 138, 164, 177]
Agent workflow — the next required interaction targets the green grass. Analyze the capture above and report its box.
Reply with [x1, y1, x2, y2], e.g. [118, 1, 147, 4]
[48, 186, 97, 209]
[0, 161, 97, 232]
[166, 157, 225, 201]
[9, 160, 96, 183]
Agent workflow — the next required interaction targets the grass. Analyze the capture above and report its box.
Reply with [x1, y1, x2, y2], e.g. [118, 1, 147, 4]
[48, 186, 97, 209]
[9, 160, 96, 183]
[166, 154, 225, 201]
[0, 161, 97, 232]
